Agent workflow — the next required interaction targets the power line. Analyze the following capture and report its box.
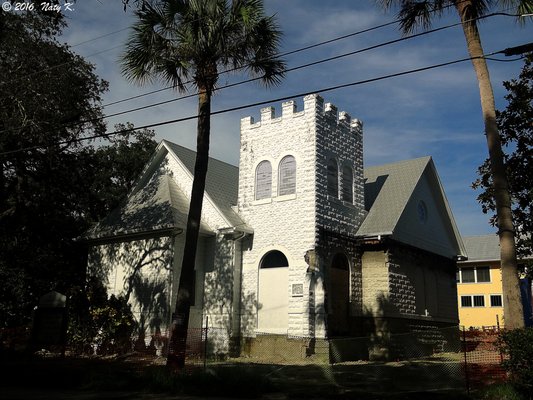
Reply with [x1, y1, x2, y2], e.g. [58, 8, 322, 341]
[41, 11, 513, 125]
[0, 8, 467, 135]
[0, 10, 517, 137]
[0, 6, 225, 88]
[0, 50, 510, 157]
[102, 0, 473, 108]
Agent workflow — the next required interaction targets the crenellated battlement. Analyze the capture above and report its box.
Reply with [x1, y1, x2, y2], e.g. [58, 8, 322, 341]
[240, 94, 363, 133]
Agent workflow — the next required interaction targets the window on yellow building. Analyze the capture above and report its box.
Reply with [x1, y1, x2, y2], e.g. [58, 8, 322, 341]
[490, 295, 503, 307]
[461, 269, 475, 283]
[461, 295, 485, 307]
[457, 267, 491, 283]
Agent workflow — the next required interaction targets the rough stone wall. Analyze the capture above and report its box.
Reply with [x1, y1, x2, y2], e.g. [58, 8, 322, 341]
[313, 96, 365, 337]
[238, 96, 320, 337]
[387, 243, 459, 324]
[238, 94, 365, 339]
[361, 250, 389, 317]
[314, 98, 365, 238]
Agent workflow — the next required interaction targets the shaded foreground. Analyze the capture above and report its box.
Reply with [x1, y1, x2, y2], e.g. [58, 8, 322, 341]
[0, 352, 474, 400]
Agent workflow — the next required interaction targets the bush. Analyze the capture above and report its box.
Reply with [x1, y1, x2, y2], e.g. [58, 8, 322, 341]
[477, 383, 525, 400]
[142, 365, 275, 398]
[498, 328, 533, 397]
[67, 278, 136, 355]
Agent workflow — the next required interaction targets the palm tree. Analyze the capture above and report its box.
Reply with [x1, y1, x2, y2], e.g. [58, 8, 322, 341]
[376, 0, 532, 329]
[121, 0, 285, 368]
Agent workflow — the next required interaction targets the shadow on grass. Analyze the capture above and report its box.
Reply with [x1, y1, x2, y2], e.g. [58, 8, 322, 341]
[0, 352, 471, 399]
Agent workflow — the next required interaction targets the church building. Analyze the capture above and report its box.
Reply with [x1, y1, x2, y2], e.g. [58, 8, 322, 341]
[86, 94, 466, 360]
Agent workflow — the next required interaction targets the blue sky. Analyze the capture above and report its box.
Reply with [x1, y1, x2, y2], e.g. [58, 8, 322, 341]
[59, 0, 533, 237]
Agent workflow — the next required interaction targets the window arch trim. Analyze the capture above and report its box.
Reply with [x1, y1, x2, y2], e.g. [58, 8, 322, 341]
[255, 160, 272, 200]
[278, 155, 296, 196]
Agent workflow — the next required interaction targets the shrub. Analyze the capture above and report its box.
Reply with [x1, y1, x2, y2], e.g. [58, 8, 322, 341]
[498, 328, 533, 397]
[67, 278, 136, 355]
[477, 382, 525, 400]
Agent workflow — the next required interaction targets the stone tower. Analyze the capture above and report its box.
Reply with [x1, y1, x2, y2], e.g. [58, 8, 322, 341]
[237, 94, 365, 338]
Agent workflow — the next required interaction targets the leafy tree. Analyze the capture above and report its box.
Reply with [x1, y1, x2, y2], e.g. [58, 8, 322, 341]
[0, 9, 157, 328]
[121, 0, 285, 368]
[474, 55, 533, 262]
[498, 328, 533, 395]
[375, 0, 532, 329]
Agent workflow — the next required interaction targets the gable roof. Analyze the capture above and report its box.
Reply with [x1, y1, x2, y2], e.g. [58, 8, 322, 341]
[357, 156, 465, 258]
[461, 234, 501, 262]
[86, 140, 249, 241]
[162, 140, 247, 230]
[357, 156, 431, 236]
[86, 172, 211, 241]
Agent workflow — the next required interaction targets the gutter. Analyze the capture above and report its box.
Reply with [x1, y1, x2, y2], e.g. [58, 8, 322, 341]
[84, 227, 184, 245]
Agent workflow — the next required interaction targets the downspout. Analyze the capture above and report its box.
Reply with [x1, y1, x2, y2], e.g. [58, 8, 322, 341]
[233, 231, 247, 356]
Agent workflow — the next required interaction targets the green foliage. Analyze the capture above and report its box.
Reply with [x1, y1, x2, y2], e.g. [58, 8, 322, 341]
[498, 328, 533, 396]
[477, 383, 526, 400]
[67, 277, 137, 355]
[142, 365, 275, 398]
[474, 55, 533, 259]
[0, 9, 157, 328]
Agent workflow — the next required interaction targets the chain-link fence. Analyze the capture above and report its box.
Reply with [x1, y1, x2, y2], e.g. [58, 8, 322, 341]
[1, 323, 508, 395]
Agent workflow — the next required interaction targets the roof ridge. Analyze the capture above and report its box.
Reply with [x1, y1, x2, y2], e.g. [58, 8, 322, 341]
[162, 139, 238, 169]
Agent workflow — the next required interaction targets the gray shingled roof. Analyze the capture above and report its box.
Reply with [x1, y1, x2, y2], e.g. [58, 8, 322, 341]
[357, 156, 431, 237]
[462, 235, 501, 262]
[164, 140, 248, 230]
[86, 172, 211, 240]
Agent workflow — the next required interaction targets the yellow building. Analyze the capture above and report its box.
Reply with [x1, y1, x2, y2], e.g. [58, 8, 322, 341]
[457, 235, 504, 328]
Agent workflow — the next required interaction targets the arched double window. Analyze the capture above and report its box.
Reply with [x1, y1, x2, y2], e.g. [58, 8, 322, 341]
[255, 161, 272, 200]
[327, 158, 339, 198]
[278, 155, 296, 196]
[341, 166, 353, 203]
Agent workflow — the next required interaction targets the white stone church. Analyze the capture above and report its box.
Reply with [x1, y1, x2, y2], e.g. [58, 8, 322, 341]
[87, 94, 466, 360]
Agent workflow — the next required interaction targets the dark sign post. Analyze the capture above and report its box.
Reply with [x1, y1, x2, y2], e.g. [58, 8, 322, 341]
[31, 291, 68, 356]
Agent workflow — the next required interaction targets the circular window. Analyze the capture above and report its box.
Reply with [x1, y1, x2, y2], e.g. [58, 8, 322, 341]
[417, 200, 428, 223]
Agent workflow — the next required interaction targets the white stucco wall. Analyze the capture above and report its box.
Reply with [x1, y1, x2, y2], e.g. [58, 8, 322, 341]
[87, 236, 174, 335]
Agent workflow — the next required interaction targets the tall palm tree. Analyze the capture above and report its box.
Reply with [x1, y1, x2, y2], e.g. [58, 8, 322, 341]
[121, 0, 285, 368]
[376, 0, 532, 329]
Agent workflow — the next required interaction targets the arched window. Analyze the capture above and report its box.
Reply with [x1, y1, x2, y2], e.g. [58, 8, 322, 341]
[331, 253, 349, 270]
[278, 155, 296, 196]
[341, 166, 353, 203]
[260, 250, 289, 268]
[255, 161, 272, 200]
[327, 158, 338, 198]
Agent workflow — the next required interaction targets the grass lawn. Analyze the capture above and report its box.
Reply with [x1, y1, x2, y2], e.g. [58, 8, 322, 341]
[0, 351, 487, 399]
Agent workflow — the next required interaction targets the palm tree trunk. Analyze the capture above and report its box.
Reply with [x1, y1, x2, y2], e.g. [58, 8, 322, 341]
[456, 1, 524, 329]
[167, 87, 212, 369]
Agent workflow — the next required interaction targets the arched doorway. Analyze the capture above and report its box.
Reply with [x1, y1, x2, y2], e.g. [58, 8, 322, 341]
[329, 253, 350, 336]
[257, 250, 289, 333]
